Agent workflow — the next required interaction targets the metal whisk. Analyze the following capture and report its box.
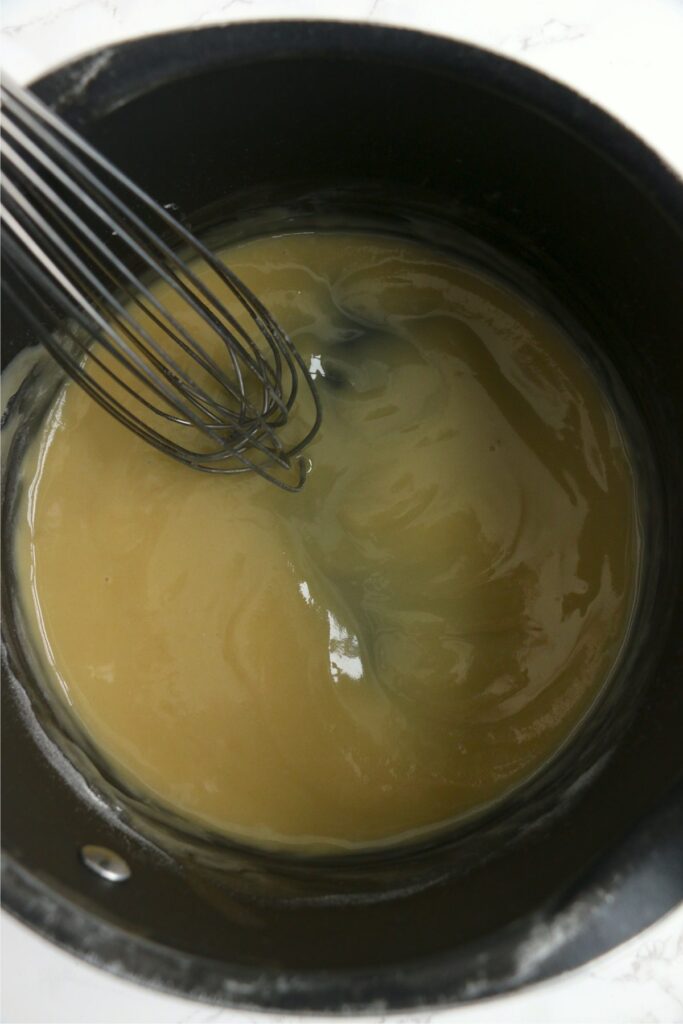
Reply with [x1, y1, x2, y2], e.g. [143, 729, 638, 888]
[0, 76, 322, 490]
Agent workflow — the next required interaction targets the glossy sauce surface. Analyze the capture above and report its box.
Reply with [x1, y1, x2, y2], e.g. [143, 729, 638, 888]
[13, 232, 639, 852]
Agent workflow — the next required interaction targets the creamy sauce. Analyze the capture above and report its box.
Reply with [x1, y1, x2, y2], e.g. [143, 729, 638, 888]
[11, 231, 640, 853]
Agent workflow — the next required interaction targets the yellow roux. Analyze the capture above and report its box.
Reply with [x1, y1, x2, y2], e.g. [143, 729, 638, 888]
[13, 231, 639, 853]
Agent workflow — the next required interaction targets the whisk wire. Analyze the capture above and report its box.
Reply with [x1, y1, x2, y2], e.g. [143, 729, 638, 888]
[3, 81, 298, 421]
[0, 75, 322, 489]
[2, 92, 287, 427]
[2, 142, 252, 433]
[3, 256, 293, 476]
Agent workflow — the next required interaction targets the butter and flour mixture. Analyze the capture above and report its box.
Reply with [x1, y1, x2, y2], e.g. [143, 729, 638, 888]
[12, 231, 640, 852]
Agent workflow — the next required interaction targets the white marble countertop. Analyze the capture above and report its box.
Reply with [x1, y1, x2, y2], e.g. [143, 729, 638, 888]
[1, 1, 682, 1022]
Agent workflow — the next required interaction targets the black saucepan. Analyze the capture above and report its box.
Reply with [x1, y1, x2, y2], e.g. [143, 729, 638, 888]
[2, 20, 682, 1013]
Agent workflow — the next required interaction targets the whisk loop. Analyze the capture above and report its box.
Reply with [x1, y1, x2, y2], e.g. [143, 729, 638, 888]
[0, 76, 322, 490]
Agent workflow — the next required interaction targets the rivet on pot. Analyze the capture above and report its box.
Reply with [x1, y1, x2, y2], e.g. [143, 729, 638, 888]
[80, 844, 131, 883]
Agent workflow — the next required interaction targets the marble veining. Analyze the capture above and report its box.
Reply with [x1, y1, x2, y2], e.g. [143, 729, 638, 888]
[512, 18, 587, 51]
